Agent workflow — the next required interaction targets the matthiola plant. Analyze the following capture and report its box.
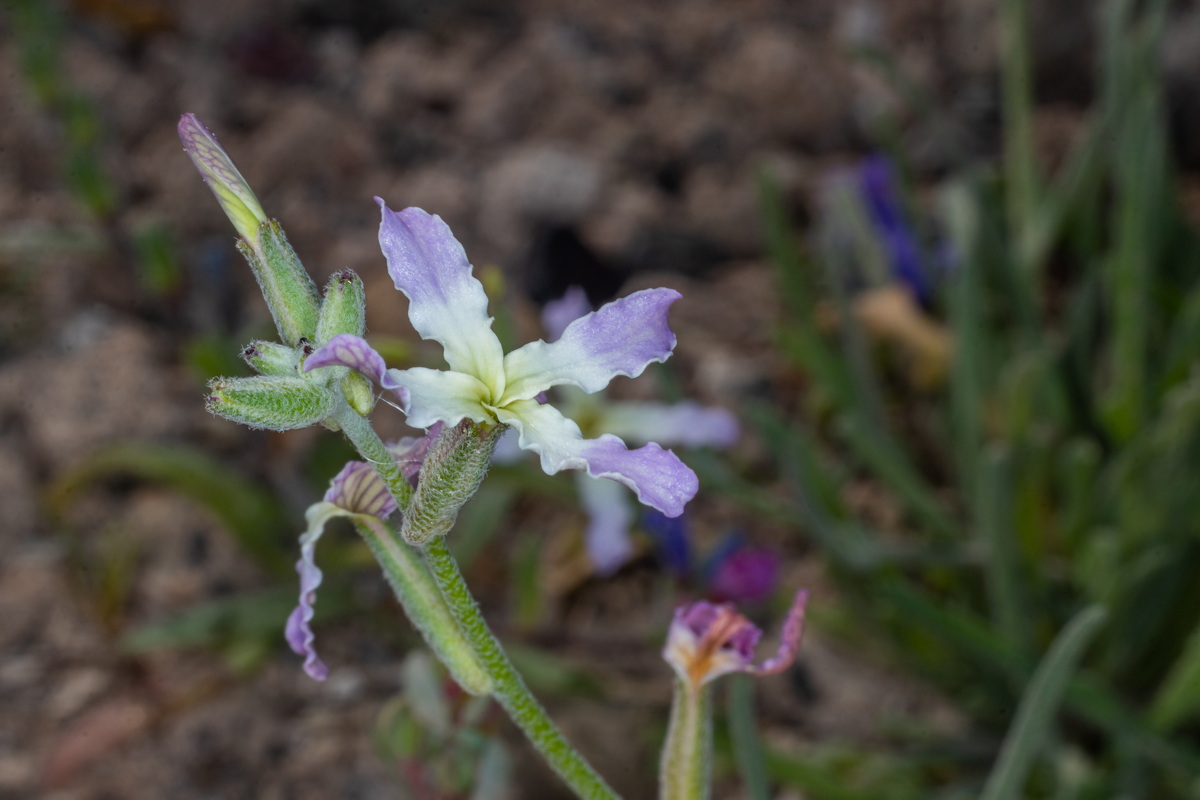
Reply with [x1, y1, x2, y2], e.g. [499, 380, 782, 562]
[179, 112, 806, 800]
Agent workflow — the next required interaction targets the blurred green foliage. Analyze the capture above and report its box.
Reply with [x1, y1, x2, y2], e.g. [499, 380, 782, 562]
[746, 0, 1200, 796]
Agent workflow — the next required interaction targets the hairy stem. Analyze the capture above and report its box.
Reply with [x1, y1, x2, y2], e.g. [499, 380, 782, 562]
[332, 402, 414, 511]
[423, 536, 621, 800]
[659, 680, 712, 800]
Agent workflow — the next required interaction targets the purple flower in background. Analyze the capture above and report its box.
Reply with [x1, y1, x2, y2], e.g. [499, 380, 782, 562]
[859, 155, 931, 303]
[306, 202, 699, 528]
[286, 431, 436, 681]
[703, 533, 779, 605]
[643, 512, 779, 604]
[663, 590, 808, 690]
[520, 289, 739, 575]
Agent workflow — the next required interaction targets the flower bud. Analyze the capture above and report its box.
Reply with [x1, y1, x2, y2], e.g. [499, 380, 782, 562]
[241, 340, 301, 376]
[244, 220, 322, 347]
[316, 269, 367, 344]
[207, 375, 335, 431]
[340, 369, 377, 416]
[178, 114, 266, 243]
[400, 422, 504, 546]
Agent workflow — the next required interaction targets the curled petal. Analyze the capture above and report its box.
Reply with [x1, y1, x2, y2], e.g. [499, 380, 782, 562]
[751, 589, 809, 676]
[385, 367, 493, 430]
[285, 502, 344, 681]
[576, 474, 635, 575]
[598, 401, 739, 448]
[495, 398, 698, 517]
[325, 461, 398, 518]
[305, 333, 408, 398]
[501, 288, 681, 402]
[377, 201, 506, 388]
[541, 286, 592, 342]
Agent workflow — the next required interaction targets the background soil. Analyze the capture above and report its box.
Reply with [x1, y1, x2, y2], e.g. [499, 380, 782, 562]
[3, 1, 1196, 798]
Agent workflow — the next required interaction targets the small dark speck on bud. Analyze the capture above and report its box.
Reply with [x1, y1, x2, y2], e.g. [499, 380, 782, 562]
[336, 269, 354, 284]
[243, 345, 260, 358]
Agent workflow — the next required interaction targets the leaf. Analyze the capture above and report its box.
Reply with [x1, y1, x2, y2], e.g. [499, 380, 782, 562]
[47, 442, 293, 575]
[980, 605, 1108, 800]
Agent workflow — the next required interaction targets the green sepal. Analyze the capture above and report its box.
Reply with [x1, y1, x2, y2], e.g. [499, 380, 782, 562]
[402, 422, 504, 547]
[238, 220, 321, 347]
[241, 340, 301, 376]
[207, 375, 335, 431]
[316, 269, 367, 344]
[340, 370, 376, 416]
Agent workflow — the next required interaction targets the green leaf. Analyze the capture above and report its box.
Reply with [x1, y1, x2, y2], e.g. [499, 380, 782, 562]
[47, 442, 292, 575]
[980, 605, 1108, 800]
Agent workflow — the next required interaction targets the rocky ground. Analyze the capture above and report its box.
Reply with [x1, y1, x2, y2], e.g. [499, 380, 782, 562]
[4, 0, 1198, 798]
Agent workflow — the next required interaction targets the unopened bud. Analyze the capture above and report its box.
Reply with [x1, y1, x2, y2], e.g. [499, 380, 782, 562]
[178, 114, 266, 243]
[340, 370, 377, 416]
[207, 375, 335, 431]
[316, 270, 367, 344]
[400, 422, 504, 546]
[239, 220, 321, 347]
[242, 340, 301, 376]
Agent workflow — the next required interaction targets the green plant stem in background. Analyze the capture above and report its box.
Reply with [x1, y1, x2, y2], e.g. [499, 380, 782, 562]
[422, 536, 621, 800]
[659, 681, 712, 800]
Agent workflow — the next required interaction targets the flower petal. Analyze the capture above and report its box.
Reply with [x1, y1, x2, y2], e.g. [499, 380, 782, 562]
[576, 474, 635, 575]
[495, 398, 698, 516]
[285, 501, 344, 681]
[305, 333, 408, 401]
[501, 288, 681, 402]
[377, 201, 505, 389]
[598, 401, 739, 448]
[385, 367, 493, 429]
[751, 589, 809, 676]
[325, 460, 398, 518]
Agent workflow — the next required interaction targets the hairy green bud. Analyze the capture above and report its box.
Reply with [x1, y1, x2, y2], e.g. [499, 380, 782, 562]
[401, 422, 504, 547]
[238, 220, 321, 347]
[316, 269, 367, 344]
[340, 370, 376, 416]
[207, 375, 335, 431]
[241, 340, 301, 376]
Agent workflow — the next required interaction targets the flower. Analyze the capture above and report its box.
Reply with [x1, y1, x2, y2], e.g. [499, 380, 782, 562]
[663, 590, 808, 691]
[642, 511, 779, 604]
[503, 287, 738, 574]
[306, 201, 700, 522]
[286, 432, 436, 680]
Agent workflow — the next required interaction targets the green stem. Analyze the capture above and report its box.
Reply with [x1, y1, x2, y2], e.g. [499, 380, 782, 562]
[332, 403, 414, 511]
[422, 536, 621, 800]
[354, 518, 492, 696]
[660, 680, 712, 800]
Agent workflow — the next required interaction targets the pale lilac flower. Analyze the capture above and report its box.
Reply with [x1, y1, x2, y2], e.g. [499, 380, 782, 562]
[286, 432, 435, 680]
[663, 590, 808, 691]
[526, 289, 738, 574]
[306, 201, 699, 522]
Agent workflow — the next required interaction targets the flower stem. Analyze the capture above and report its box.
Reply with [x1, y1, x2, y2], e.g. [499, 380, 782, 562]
[332, 403, 414, 511]
[659, 681, 712, 800]
[422, 536, 622, 800]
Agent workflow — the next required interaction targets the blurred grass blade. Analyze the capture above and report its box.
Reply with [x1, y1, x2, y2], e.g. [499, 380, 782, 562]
[48, 442, 292, 575]
[1000, 0, 1039, 276]
[980, 605, 1108, 800]
[728, 674, 771, 800]
[1149, 620, 1200, 732]
[977, 446, 1032, 661]
[120, 586, 298, 654]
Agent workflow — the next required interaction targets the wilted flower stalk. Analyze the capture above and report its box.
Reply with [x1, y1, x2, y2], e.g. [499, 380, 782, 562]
[659, 590, 809, 800]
